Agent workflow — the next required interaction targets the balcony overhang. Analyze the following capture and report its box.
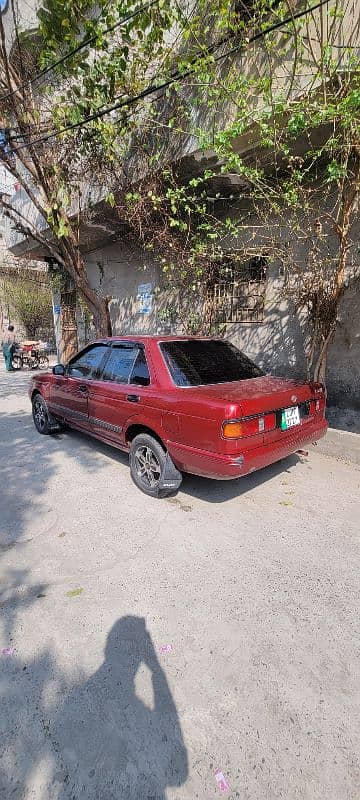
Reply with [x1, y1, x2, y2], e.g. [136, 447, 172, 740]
[5, 119, 335, 262]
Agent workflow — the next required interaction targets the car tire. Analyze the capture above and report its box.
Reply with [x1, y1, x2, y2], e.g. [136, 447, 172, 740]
[32, 394, 60, 435]
[129, 433, 176, 498]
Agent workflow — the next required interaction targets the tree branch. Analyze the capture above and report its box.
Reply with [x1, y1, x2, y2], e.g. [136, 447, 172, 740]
[0, 196, 65, 266]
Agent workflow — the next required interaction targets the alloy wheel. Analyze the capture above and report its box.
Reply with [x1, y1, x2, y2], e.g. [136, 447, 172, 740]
[34, 400, 47, 432]
[134, 445, 161, 488]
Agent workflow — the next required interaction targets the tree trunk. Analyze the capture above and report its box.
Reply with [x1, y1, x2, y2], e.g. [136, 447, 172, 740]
[88, 293, 112, 338]
[313, 322, 336, 384]
[59, 239, 112, 340]
[313, 348, 327, 385]
[60, 290, 78, 362]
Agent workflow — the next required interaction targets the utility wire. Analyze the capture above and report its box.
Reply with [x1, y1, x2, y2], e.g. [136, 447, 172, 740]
[8, 24, 235, 142]
[0, 0, 158, 103]
[9, 0, 331, 153]
[214, 0, 330, 61]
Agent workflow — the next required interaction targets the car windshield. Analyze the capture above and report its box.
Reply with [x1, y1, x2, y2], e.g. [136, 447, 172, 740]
[160, 340, 264, 387]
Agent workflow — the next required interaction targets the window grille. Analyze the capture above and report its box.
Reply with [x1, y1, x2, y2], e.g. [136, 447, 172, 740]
[208, 255, 267, 324]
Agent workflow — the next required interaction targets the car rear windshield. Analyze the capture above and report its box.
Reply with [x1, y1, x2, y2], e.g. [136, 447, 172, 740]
[160, 340, 264, 387]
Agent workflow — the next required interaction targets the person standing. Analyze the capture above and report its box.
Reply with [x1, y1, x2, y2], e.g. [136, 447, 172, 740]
[2, 324, 16, 371]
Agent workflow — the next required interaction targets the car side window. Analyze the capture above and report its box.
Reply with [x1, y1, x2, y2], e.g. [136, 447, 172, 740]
[67, 345, 109, 379]
[101, 346, 139, 384]
[129, 348, 150, 386]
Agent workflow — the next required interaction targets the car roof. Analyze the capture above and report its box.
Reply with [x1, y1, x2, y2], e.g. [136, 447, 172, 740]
[92, 335, 217, 344]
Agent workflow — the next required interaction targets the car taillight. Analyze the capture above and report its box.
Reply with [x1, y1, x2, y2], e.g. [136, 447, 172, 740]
[310, 393, 325, 415]
[222, 413, 276, 439]
[311, 382, 327, 399]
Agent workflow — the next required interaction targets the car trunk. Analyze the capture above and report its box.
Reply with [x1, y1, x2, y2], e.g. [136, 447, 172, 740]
[181, 376, 322, 455]
[194, 374, 307, 405]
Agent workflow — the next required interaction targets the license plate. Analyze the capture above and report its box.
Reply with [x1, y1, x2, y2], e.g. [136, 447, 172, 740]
[281, 406, 300, 430]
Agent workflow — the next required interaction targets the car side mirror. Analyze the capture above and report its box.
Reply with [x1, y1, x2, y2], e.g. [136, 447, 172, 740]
[53, 364, 65, 376]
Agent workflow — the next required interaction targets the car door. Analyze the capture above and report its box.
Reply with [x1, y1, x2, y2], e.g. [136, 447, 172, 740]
[87, 343, 151, 444]
[49, 343, 109, 429]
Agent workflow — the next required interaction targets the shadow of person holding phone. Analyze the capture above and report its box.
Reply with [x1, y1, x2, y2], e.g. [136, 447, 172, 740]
[50, 616, 188, 799]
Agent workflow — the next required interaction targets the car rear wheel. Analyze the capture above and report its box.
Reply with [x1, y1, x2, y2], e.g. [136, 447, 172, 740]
[129, 433, 178, 498]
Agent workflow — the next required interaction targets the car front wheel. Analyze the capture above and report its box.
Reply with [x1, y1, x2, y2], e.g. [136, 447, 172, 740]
[129, 433, 181, 498]
[32, 394, 61, 435]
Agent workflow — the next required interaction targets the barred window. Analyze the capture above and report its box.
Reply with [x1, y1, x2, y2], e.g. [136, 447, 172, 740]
[234, 0, 281, 23]
[209, 255, 267, 324]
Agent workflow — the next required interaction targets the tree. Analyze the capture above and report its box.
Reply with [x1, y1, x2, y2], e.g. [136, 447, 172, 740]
[1, 268, 53, 337]
[104, 0, 359, 384]
[0, 0, 177, 355]
[0, 0, 358, 382]
[160, 1, 359, 384]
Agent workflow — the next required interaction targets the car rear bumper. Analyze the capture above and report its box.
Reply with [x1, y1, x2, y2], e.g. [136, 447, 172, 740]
[168, 418, 328, 479]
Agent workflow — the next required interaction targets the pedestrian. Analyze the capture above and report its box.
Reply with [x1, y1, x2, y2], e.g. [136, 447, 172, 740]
[2, 324, 16, 371]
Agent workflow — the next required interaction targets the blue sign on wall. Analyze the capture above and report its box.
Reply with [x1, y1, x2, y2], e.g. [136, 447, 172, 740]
[53, 305, 61, 314]
[137, 283, 153, 315]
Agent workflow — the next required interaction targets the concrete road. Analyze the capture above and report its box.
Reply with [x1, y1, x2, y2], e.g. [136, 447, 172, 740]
[0, 365, 359, 800]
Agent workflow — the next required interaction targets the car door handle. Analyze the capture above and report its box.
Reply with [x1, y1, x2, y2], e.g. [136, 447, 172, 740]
[78, 384, 88, 394]
[126, 394, 140, 403]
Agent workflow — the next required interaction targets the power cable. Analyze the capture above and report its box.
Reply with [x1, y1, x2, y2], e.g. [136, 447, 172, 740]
[11, 0, 330, 152]
[0, 0, 158, 103]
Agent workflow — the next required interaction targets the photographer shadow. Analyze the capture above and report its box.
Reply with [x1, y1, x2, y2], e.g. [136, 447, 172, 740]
[50, 615, 188, 799]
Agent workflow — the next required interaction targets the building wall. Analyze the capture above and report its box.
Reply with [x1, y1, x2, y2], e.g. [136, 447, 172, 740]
[223, 276, 360, 410]
[1, 0, 39, 52]
[327, 282, 360, 409]
[5, 0, 360, 260]
[85, 241, 163, 336]
[222, 262, 308, 379]
[0, 212, 25, 340]
[85, 241, 360, 410]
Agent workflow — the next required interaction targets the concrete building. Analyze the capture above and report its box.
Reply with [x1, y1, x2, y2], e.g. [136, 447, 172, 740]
[82, 228, 360, 413]
[1, 0, 360, 414]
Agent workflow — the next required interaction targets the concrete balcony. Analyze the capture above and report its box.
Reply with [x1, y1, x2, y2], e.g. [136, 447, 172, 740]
[3, 0, 359, 261]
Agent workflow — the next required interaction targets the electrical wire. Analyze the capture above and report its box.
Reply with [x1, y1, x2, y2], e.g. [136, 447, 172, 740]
[10, 0, 330, 153]
[8, 14, 236, 141]
[0, 0, 158, 103]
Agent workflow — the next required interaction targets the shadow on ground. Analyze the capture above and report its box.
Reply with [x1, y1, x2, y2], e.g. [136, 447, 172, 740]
[181, 453, 300, 503]
[1, 380, 188, 798]
[0, 409, 109, 544]
[0, 616, 188, 799]
[326, 406, 360, 435]
[63, 427, 301, 504]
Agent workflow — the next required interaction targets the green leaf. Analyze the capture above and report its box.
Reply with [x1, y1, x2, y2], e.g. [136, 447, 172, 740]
[287, 112, 307, 136]
[66, 587, 84, 597]
[56, 219, 70, 238]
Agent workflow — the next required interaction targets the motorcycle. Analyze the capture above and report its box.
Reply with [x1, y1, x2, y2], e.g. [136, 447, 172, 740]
[12, 344, 49, 370]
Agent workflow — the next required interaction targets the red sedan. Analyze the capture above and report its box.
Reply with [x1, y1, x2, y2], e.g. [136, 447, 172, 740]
[29, 336, 328, 497]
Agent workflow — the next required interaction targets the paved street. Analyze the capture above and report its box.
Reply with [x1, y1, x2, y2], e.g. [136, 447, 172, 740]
[0, 365, 359, 800]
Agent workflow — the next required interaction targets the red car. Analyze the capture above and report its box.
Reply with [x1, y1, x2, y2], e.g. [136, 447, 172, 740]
[29, 336, 327, 497]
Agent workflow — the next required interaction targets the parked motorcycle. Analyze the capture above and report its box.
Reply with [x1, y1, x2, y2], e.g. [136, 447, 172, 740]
[12, 345, 49, 370]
